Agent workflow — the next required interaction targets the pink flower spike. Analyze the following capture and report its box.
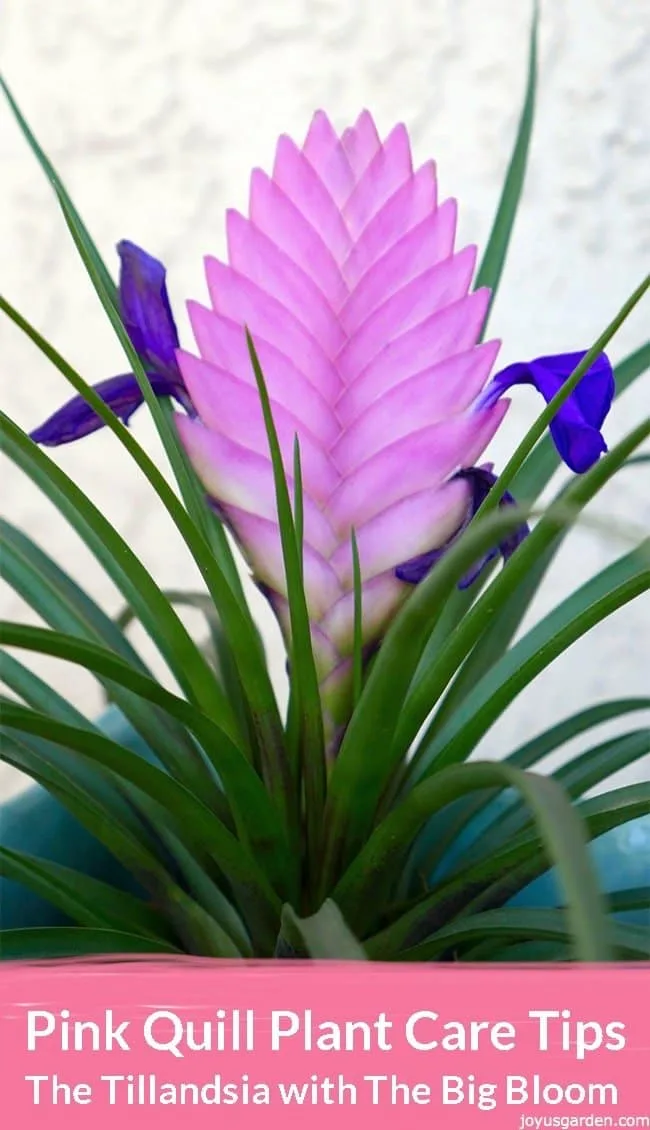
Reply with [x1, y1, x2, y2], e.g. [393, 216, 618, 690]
[175, 111, 508, 724]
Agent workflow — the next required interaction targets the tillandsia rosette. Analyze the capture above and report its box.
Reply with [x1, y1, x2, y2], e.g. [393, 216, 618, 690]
[1, 10, 649, 965]
[27, 121, 613, 741]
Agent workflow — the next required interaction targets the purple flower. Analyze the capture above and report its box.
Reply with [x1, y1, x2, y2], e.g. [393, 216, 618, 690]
[30, 242, 192, 446]
[396, 465, 530, 589]
[478, 351, 614, 473]
[116, 241, 180, 379]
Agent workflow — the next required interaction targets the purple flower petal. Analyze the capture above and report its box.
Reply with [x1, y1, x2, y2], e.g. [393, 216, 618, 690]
[117, 240, 180, 378]
[395, 466, 530, 589]
[31, 242, 194, 447]
[30, 372, 184, 446]
[479, 350, 614, 473]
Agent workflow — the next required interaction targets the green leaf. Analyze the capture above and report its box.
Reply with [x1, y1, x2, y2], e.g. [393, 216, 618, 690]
[0, 702, 281, 936]
[461, 782, 650, 917]
[403, 584, 493, 733]
[3, 731, 250, 955]
[114, 589, 266, 775]
[367, 784, 650, 960]
[151, 831, 254, 958]
[327, 418, 649, 883]
[0, 732, 238, 954]
[397, 420, 650, 774]
[395, 345, 649, 796]
[0, 729, 161, 859]
[0, 417, 238, 735]
[1, 289, 260, 769]
[246, 332, 325, 880]
[115, 589, 216, 633]
[0, 299, 283, 776]
[0, 731, 267, 957]
[351, 529, 363, 709]
[1, 523, 225, 801]
[475, 0, 538, 322]
[464, 938, 569, 962]
[0, 728, 229, 946]
[414, 540, 650, 781]
[412, 698, 650, 882]
[399, 909, 650, 963]
[608, 887, 650, 915]
[292, 434, 305, 577]
[321, 505, 535, 892]
[1, 622, 297, 898]
[281, 900, 367, 960]
[462, 729, 650, 862]
[0, 927, 181, 959]
[1, 519, 148, 669]
[467, 890, 650, 955]
[0, 845, 174, 942]
[421, 542, 557, 740]
[624, 453, 650, 469]
[0, 650, 95, 727]
[334, 760, 611, 960]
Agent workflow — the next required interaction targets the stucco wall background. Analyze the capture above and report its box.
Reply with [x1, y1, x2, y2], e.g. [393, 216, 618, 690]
[1, 0, 649, 802]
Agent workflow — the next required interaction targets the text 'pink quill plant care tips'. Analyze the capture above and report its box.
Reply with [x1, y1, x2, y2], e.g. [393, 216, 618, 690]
[32, 111, 614, 741]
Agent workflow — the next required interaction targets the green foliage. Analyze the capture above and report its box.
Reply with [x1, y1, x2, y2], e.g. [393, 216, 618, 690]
[1, 21, 649, 963]
[475, 0, 538, 324]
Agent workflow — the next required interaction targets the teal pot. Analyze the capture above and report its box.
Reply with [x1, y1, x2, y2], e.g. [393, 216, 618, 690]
[1, 708, 649, 932]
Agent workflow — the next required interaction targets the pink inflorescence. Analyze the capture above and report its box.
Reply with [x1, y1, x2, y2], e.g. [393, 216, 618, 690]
[175, 111, 508, 720]
[31, 111, 614, 729]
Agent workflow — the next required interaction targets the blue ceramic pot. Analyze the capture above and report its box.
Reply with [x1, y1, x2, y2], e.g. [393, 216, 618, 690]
[1, 708, 648, 931]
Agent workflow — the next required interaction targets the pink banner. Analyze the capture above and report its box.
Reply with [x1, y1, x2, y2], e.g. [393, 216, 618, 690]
[1, 959, 649, 1127]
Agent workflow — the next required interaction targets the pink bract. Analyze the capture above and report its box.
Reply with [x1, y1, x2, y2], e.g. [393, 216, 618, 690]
[175, 110, 507, 727]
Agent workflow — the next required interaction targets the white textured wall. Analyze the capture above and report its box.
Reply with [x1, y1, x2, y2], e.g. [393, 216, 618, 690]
[1, 0, 649, 801]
